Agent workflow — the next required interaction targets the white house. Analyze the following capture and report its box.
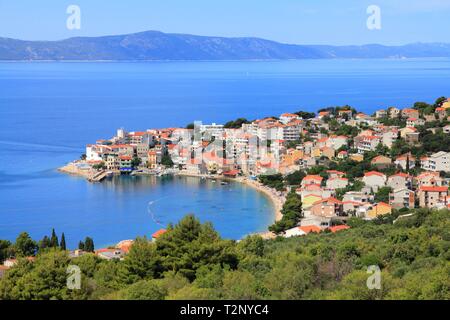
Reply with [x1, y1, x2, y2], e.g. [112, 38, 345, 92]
[421, 151, 450, 173]
[362, 171, 387, 192]
[279, 113, 300, 124]
[283, 227, 307, 238]
[326, 177, 349, 190]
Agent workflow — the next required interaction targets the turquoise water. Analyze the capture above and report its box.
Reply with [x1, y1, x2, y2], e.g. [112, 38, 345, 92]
[1, 59, 449, 248]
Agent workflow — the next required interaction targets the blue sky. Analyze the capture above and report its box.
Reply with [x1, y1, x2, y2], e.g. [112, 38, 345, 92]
[1, 0, 449, 45]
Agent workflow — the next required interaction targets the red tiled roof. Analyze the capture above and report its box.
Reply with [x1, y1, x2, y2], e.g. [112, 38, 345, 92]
[130, 131, 147, 136]
[223, 170, 239, 176]
[363, 136, 380, 141]
[327, 170, 345, 175]
[343, 201, 364, 206]
[416, 171, 440, 179]
[303, 175, 323, 181]
[364, 171, 385, 177]
[152, 229, 167, 239]
[419, 186, 448, 192]
[116, 240, 134, 254]
[328, 225, 351, 233]
[302, 184, 323, 191]
[299, 225, 322, 234]
[376, 202, 392, 208]
[281, 113, 298, 117]
[316, 197, 343, 205]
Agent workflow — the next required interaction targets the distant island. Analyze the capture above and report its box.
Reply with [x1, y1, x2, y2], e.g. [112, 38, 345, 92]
[1, 30, 450, 61]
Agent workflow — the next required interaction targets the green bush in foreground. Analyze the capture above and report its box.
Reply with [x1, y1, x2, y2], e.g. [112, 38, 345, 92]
[0, 209, 449, 300]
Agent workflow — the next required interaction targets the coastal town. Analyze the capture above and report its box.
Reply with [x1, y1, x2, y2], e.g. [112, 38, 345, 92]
[58, 96, 450, 243]
[2, 96, 450, 296]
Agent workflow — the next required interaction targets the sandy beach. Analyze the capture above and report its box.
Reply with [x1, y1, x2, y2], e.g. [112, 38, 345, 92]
[235, 177, 285, 239]
[236, 177, 284, 221]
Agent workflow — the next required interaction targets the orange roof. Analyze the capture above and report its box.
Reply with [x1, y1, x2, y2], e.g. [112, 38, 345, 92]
[303, 175, 323, 181]
[119, 155, 132, 160]
[299, 225, 322, 234]
[419, 186, 448, 192]
[152, 229, 167, 239]
[396, 155, 416, 161]
[302, 184, 323, 191]
[325, 197, 342, 204]
[376, 202, 392, 208]
[313, 197, 343, 206]
[316, 137, 329, 143]
[281, 113, 298, 117]
[416, 171, 440, 179]
[372, 155, 391, 162]
[116, 240, 134, 254]
[364, 171, 385, 177]
[327, 170, 345, 175]
[362, 136, 380, 141]
[130, 131, 147, 136]
[343, 201, 364, 206]
[328, 225, 351, 233]
[223, 170, 239, 177]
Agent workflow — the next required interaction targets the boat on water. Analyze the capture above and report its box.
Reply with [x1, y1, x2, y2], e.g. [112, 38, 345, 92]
[221, 181, 229, 185]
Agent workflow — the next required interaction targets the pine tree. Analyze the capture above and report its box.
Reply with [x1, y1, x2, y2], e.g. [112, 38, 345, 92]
[84, 237, 95, 252]
[39, 236, 51, 250]
[60, 233, 66, 251]
[78, 241, 85, 251]
[50, 228, 59, 248]
[406, 154, 410, 173]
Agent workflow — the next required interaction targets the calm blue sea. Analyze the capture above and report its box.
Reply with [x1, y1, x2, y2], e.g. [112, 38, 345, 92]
[0, 59, 449, 248]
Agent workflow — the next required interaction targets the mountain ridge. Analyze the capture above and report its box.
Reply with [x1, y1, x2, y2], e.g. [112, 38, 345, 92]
[1, 30, 450, 61]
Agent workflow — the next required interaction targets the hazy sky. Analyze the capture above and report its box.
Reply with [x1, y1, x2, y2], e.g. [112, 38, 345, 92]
[1, 0, 449, 45]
